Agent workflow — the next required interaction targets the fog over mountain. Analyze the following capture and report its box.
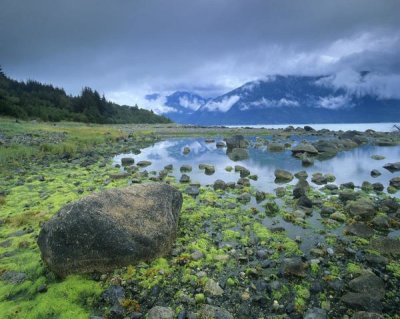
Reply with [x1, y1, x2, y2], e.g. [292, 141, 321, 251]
[1, 0, 399, 121]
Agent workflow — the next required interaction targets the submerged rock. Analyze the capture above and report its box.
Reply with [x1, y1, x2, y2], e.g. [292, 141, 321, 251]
[274, 169, 294, 183]
[137, 160, 152, 167]
[227, 148, 249, 161]
[182, 146, 191, 155]
[37, 183, 182, 277]
[370, 169, 381, 177]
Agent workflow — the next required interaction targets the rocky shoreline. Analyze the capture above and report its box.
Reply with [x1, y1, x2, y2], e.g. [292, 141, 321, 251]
[0, 121, 399, 319]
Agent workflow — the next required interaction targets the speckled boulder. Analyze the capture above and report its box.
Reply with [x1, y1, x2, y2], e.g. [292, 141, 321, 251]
[38, 183, 182, 277]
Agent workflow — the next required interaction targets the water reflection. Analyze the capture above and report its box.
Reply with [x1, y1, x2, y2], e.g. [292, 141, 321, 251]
[113, 137, 400, 195]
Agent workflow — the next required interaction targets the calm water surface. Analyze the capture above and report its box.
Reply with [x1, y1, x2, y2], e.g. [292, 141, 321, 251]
[113, 136, 400, 195]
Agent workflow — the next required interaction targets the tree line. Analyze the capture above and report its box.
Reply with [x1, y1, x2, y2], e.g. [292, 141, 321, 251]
[0, 66, 172, 124]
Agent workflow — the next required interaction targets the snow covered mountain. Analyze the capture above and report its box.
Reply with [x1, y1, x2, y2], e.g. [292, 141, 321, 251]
[148, 74, 400, 124]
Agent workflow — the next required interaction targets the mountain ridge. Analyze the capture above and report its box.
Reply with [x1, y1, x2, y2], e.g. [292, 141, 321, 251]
[150, 74, 400, 124]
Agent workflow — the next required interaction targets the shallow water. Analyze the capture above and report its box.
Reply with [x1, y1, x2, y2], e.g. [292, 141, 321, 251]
[113, 136, 400, 195]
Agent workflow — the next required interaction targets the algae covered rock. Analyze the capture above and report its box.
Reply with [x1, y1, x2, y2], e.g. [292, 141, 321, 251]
[37, 183, 183, 277]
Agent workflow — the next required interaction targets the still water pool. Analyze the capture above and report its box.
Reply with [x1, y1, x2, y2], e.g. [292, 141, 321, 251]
[113, 136, 400, 195]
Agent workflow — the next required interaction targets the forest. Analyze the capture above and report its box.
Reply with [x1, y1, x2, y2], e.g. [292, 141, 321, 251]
[0, 67, 171, 124]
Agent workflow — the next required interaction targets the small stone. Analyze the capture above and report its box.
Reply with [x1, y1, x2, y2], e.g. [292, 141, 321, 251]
[304, 307, 327, 319]
[180, 174, 190, 183]
[204, 279, 224, 296]
[147, 306, 175, 319]
[180, 165, 192, 172]
[191, 250, 204, 261]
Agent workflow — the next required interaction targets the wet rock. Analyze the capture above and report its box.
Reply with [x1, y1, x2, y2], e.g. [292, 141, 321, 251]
[389, 176, 400, 189]
[282, 258, 306, 277]
[268, 142, 285, 152]
[213, 180, 226, 191]
[349, 272, 385, 298]
[186, 186, 200, 197]
[304, 307, 327, 319]
[109, 172, 130, 180]
[346, 198, 376, 220]
[344, 222, 374, 238]
[183, 147, 191, 155]
[205, 138, 215, 143]
[297, 195, 313, 208]
[225, 135, 248, 151]
[361, 181, 373, 192]
[371, 155, 385, 160]
[371, 215, 390, 229]
[378, 198, 399, 213]
[237, 178, 250, 187]
[147, 306, 175, 319]
[339, 191, 359, 202]
[199, 305, 233, 319]
[291, 142, 318, 156]
[324, 184, 339, 191]
[301, 154, 314, 166]
[204, 165, 215, 175]
[216, 141, 225, 148]
[204, 279, 224, 296]
[295, 170, 308, 179]
[304, 125, 315, 132]
[255, 191, 266, 202]
[341, 293, 382, 312]
[180, 165, 192, 172]
[370, 169, 381, 177]
[313, 140, 339, 159]
[137, 160, 152, 167]
[365, 254, 388, 266]
[274, 169, 294, 183]
[180, 174, 190, 183]
[234, 165, 250, 177]
[102, 285, 125, 305]
[191, 250, 204, 261]
[383, 162, 400, 172]
[0, 271, 27, 284]
[164, 164, 173, 170]
[369, 237, 400, 256]
[341, 182, 355, 189]
[37, 183, 182, 277]
[320, 206, 335, 217]
[372, 183, 384, 192]
[227, 148, 249, 161]
[237, 193, 251, 203]
[121, 157, 135, 166]
[275, 187, 286, 197]
[311, 173, 328, 185]
[352, 311, 384, 319]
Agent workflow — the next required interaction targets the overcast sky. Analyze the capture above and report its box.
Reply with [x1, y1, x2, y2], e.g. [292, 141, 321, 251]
[1, 0, 399, 110]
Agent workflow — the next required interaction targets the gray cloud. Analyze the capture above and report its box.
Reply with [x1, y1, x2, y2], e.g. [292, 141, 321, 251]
[1, 0, 399, 108]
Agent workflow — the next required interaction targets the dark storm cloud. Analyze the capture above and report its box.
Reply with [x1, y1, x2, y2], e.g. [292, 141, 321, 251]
[1, 0, 399, 109]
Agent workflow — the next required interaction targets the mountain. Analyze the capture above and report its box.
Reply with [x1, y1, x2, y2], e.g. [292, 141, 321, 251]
[0, 68, 171, 124]
[156, 74, 400, 125]
[146, 91, 210, 123]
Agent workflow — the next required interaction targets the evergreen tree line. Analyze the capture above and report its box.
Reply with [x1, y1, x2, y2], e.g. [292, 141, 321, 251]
[0, 67, 172, 124]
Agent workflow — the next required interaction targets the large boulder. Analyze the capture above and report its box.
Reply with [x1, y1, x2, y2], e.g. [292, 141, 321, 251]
[225, 135, 248, 151]
[291, 142, 318, 156]
[37, 183, 182, 277]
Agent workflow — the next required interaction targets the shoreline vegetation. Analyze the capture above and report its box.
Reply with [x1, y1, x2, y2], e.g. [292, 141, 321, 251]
[0, 117, 400, 319]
